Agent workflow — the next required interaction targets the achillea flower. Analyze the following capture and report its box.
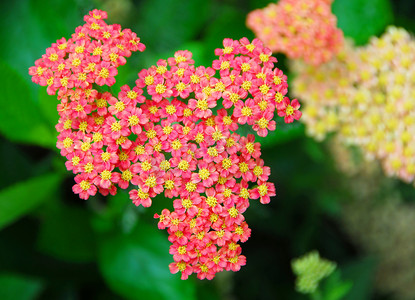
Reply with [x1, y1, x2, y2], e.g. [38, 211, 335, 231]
[292, 27, 415, 186]
[30, 9, 301, 280]
[246, 0, 344, 65]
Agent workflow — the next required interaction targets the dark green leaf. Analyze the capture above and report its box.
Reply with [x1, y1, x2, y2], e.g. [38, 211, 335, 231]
[0, 273, 43, 300]
[37, 205, 96, 262]
[134, 0, 211, 53]
[203, 4, 254, 63]
[258, 122, 305, 148]
[0, 173, 62, 229]
[341, 257, 377, 300]
[98, 222, 196, 300]
[0, 61, 55, 148]
[38, 89, 59, 128]
[332, 0, 393, 45]
[322, 270, 353, 300]
[0, 0, 86, 84]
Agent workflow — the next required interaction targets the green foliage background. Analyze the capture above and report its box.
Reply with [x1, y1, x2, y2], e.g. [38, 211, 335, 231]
[0, 0, 413, 299]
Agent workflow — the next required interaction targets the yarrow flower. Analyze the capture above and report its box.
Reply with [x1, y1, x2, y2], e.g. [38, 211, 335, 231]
[30, 9, 301, 280]
[292, 26, 415, 185]
[246, 0, 344, 65]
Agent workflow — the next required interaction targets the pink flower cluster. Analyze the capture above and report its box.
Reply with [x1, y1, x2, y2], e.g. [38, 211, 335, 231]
[246, 0, 344, 65]
[30, 9, 301, 280]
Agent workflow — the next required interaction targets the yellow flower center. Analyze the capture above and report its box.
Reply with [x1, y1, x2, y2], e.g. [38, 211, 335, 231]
[178, 160, 189, 171]
[259, 84, 270, 94]
[164, 180, 175, 190]
[49, 53, 59, 61]
[206, 196, 217, 207]
[228, 207, 239, 217]
[99, 68, 109, 79]
[196, 99, 208, 110]
[111, 121, 122, 132]
[92, 132, 103, 143]
[182, 198, 192, 209]
[155, 84, 166, 94]
[145, 175, 157, 188]
[72, 156, 80, 166]
[84, 163, 94, 173]
[207, 147, 218, 157]
[259, 53, 269, 62]
[185, 182, 196, 192]
[257, 117, 269, 129]
[63, 137, 73, 148]
[241, 63, 251, 72]
[229, 93, 240, 104]
[156, 65, 167, 74]
[245, 142, 255, 153]
[220, 61, 230, 70]
[146, 129, 157, 139]
[253, 166, 263, 176]
[258, 184, 268, 196]
[239, 162, 248, 173]
[114, 101, 125, 112]
[286, 105, 294, 115]
[101, 152, 111, 162]
[199, 168, 210, 180]
[81, 142, 91, 151]
[101, 170, 112, 180]
[141, 161, 152, 172]
[129, 115, 139, 126]
[80, 180, 90, 191]
[75, 46, 85, 53]
[222, 158, 232, 170]
[241, 81, 252, 90]
[178, 246, 187, 255]
[223, 46, 233, 54]
[145, 75, 154, 85]
[195, 132, 205, 144]
[241, 106, 252, 116]
[171, 139, 182, 150]
[127, 90, 137, 99]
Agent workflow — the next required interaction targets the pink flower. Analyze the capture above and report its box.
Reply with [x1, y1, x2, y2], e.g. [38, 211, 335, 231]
[277, 98, 302, 123]
[95, 61, 117, 86]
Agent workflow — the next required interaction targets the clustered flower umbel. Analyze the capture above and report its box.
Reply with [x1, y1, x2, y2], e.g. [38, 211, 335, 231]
[292, 26, 415, 185]
[246, 0, 344, 66]
[29, 9, 302, 280]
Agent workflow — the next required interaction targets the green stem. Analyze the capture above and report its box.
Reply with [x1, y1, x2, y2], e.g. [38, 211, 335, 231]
[108, 85, 115, 97]
[92, 83, 106, 94]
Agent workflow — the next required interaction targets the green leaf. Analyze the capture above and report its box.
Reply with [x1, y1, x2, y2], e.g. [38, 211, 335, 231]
[38, 89, 59, 127]
[0, 273, 43, 300]
[37, 205, 96, 262]
[332, 0, 393, 45]
[0, 173, 62, 229]
[0, 0, 85, 83]
[258, 122, 305, 148]
[322, 270, 353, 300]
[134, 0, 211, 53]
[98, 222, 196, 300]
[203, 4, 254, 63]
[341, 257, 377, 300]
[0, 61, 56, 148]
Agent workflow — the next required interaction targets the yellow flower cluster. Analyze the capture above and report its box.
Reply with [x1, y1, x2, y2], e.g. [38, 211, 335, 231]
[292, 27, 415, 184]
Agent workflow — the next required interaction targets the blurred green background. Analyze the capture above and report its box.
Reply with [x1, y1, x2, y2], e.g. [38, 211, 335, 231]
[1, 0, 415, 299]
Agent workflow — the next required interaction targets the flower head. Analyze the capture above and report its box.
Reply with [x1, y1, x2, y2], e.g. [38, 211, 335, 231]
[30, 9, 301, 280]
